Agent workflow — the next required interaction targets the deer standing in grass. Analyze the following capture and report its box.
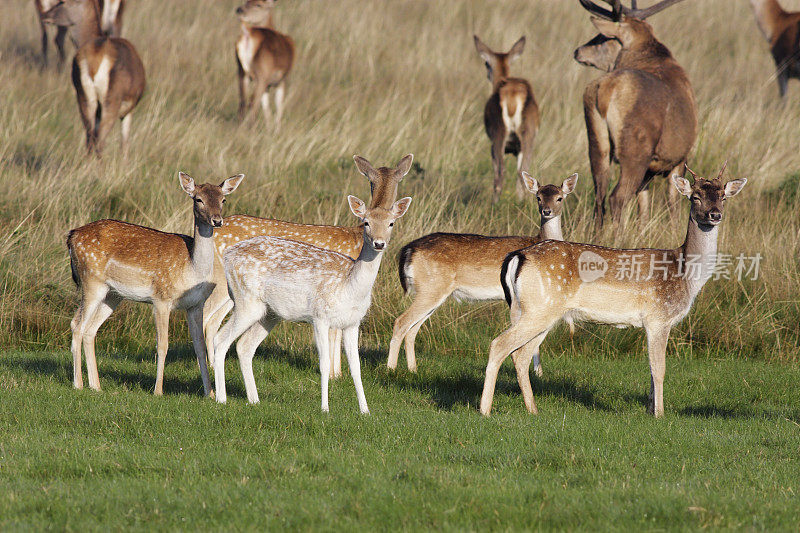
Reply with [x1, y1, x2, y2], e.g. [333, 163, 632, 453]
[214, 195, 413, 412]
[35, 0, 68, 69]
[574, 0, 696, 234]
[42, 0, 144, 157]
[474, 35, 540, 204]
[235, 0, 294, 127]
[67, 173, 244, 396]
[203, 155, 412, 380]
[387, 172, 578, 373]
[481, 163, 746, 417]
[749, 0, 800, 98]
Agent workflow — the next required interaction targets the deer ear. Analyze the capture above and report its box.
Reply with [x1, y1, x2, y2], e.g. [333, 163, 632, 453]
[724, 178, 747, 198]
[220, 174, 245, 195]
[474, 35, 493, 62]
[395, 154, 413, 178]
[508, 36, 525, 60]
[353, 155, 377, 181]
[347, 195, 367, 218]
[562, 173, 579, 195]
[591, 17, 620, 38]
[671, 174, 693, 197]
[521, 172, 539, 194]
[179, 172, 196, 197]
[391, 197, 413, 219]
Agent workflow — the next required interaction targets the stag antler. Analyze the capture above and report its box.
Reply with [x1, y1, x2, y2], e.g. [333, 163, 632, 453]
[716, 160, 728, 180]
[578, 0, 686, 21]
[684, 163, 699, 180]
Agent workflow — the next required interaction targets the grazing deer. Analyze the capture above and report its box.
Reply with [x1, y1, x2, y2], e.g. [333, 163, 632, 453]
[235, 0, 294, 127]
[42, 0, 145, 157]
[474, 35, 540, 203]
[67, 173, 244, 396]
[35, 0, 68, 69]
[749, 0, 800, 98]
[574, 0, 696, 235]
[481, 163, 746, 417]
[387, 172, 578, 373]
[213, 196, 413, 412]
[202, 155, 412, 380]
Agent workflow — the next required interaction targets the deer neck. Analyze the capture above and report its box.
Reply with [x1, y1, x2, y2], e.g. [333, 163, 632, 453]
[539, 215, 563, 241]
[191, 217, 216, 280]
[71, 4, 103, 47]
[679, 215, 719, 299]
[346, 236, 384, 298]
[750, 0, 786, 43]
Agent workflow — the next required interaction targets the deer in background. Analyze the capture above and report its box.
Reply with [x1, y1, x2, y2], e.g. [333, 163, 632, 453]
[749, 0, 800, 98]
[203, 155, 412, 380]
[42, 0, 145, 157]
[481, 163, 746, 417]
[474, 35, 540, 204]
[574, 0, 696, 235]
[236, 0, 295, 127]
[100, 0, 125, 37]
[387, 172, 578, 374]
[214, 195, 413, 412]
[67, 173, 244, 396]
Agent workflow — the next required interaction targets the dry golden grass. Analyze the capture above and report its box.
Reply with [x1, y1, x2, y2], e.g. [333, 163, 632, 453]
[0, 0, 798, 361]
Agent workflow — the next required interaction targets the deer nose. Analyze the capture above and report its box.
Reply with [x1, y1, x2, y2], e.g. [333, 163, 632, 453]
[211, 216, 223, 227]
[373, 240, 386, 251]
[708, 211, 722, 223]
[541, 208, 552, 217]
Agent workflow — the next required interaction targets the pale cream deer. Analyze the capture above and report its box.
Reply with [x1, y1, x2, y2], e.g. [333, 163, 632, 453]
[387, 172, 578, 373]
[213, 196, 413, 413]
[481, 163, 746, 417]
[67, 173, 244, 395]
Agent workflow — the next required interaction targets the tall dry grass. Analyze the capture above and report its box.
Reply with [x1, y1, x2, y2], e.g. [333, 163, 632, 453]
[0, 0, 798, 361]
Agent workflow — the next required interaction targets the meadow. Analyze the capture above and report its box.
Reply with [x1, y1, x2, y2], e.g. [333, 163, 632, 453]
[1, 0, 799, 529]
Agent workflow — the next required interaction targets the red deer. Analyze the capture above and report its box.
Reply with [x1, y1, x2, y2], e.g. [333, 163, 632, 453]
[481, 163, 746, 417]
[574, 0, 696, 235]
[235, 0, 295, 127]
[474, 35, 540, 203]
[203, 155, 412, 380]
[749, 0, 800, 98]
[42, 0, 145, 156]
[67, 173, 244, 396]
[214, 195, 413, 412]
[387, 172, 578, 373]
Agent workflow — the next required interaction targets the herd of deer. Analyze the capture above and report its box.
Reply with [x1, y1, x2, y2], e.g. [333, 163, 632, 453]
[30, 0, 794, 417]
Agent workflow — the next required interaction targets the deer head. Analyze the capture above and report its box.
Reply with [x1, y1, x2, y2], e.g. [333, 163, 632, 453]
[347, 196, 412, 252]
[671, 162, 747, 230]
[235, 0, 275, 26]
[179, 173, 245, 228]
[473, 35, 526, 86]
[521, 172, 579, 220]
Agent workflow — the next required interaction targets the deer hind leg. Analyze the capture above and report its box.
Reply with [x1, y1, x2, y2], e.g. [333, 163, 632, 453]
[490, 134, 506, 204]
[259, 90, 271, 125]
[777, 70, 789, 99]
[55, 25, 67, 70]
[273, 80, 286, 130]
[236, 57, 250, 120]
[39, 20, 48, 68]
[203, 296, 233, 370]
[120, 113, 132, 159]
[609, 155, 651, 244]
[511, 335, 545, 415]
[70, 281, 106, 389]
[94, 98, 122, 157]
[343, 326, 369, 414]
[82, 292, 121, 391]
[152, 301, 172, 396]
[235, 315, 279, 404]
[186, 305, 213, 397]
[312, 321, 332, 412]
[72, 59, 98, 154]
[328, 328, 342, 379]
[584, 84, 612, 233]
[387, 287, 449, 371]
[645, 324, 670, 418]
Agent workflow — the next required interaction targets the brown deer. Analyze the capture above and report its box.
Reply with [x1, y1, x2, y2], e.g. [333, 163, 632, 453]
[99, 0, 125, 37]
[203, 155, 412, 380]
[480, 163, 746, 417]
[42, 0, 145, 157]
[235, 0, 295, 127]
[574, 0, 696, 235]
[749, 0, 800, 98]
[67, 173, 244, 396]
[387, 172, 578, 373]
[474, 35, 540, 203]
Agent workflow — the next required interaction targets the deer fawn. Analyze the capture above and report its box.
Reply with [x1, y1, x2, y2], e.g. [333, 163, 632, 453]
[202, 155, 412, 380]
[574, 0, 696, 235]
[474, 35, 540, 204]
[235, 0, 294, 127]
[749, 0, 800, 98]
[67, 173, 244, 396]
[480, 163, 746, 417]
[213, 195, 413, 413]
[387, 172, 578, 373]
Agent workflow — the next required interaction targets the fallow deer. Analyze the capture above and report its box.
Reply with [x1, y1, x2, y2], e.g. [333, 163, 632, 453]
[203, 155, 412, 380]
[235, 0, 294, 127]
[481, 163, 746, 417]
[474, 35, 540, 203]
[42, 0, 145, 157]
[574, 0, 696, 235]
[35, 0, 68, 69]
[67, 173, 244, 396]
[387, 172, 578, 373]
[213, 196, 413, 413]
[749, 0, 800, 98]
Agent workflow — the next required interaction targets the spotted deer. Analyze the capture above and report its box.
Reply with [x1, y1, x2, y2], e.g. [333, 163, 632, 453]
[387, 172, 578, 373]
[474, 35, 540, 203]
[42, 0, 145, 157]
[235, 0, 294, 127]
[203, 155, 412, 380]
[481, 163, 746, 417]
[213, 195, 413, 412]
[66, 173, 244, 396]
[574, 0, 696, 235]
[749, 0, 800, 98]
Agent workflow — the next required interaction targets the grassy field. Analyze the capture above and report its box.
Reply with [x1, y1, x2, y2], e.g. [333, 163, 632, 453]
[1, 0, 800, 529]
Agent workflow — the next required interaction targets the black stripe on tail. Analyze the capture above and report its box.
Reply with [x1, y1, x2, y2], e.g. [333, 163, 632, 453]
[398, 242, 415, 294]
[67, 229, 80, 287]
[500, 250, 527, 307]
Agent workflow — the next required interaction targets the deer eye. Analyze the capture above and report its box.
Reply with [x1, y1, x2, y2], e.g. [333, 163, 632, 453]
[364, 221, 369, 227]
[691, 196, 701, 203]
[389, 222, 394, 227]
[222, 198, 226, 204]
[557, 197, 563, 202]
[195, 198, 204, 205]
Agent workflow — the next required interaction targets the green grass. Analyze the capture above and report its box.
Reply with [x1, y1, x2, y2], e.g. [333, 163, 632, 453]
[2, 340, 799, 530]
